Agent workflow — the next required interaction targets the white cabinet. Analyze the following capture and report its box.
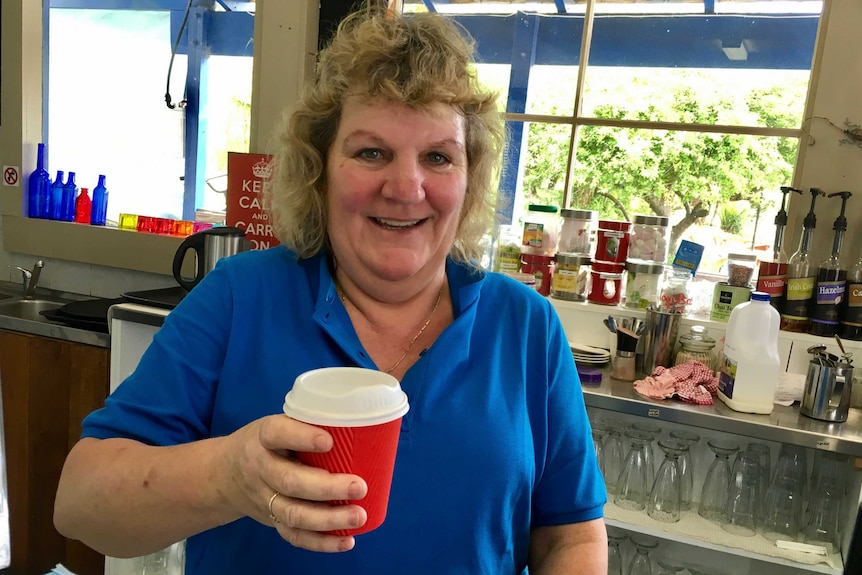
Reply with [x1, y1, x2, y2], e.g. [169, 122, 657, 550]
[105, 304, 184, 575]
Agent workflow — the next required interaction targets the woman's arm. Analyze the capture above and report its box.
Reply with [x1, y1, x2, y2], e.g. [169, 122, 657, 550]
[54, 415, 367, 557]
[528, 519, 607, 574]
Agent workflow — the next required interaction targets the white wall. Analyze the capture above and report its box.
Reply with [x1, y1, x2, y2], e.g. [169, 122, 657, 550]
[789, 0, 862, 265]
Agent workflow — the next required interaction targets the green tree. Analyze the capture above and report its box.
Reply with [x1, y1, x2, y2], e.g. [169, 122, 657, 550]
[521, 72, 798, 253]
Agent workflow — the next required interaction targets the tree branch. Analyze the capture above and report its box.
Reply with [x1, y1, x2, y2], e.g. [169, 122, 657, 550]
[593, 190, 630, 221]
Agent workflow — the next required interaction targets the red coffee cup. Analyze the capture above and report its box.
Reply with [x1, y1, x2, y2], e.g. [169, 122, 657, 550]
[282, 367, 409, 535]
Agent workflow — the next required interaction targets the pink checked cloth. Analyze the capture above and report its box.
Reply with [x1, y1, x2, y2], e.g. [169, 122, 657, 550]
[633, 360, 719, 405]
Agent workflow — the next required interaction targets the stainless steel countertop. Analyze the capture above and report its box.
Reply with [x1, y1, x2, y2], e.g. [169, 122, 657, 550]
[583, 374, 862, 457]
[0, 281, 111, 348]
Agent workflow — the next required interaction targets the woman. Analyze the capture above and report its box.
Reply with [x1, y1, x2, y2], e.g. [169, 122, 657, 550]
[54, 6, 607, 573]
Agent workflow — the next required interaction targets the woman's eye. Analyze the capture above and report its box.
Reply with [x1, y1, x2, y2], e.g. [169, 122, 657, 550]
[426, 152, 450, 166]
[357, 149, 383, 161]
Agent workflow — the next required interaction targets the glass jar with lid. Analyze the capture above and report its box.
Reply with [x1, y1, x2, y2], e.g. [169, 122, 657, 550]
[629, 214, 671, 263]
[521, 204, 560, 257]
[624, 260, 665, 309]
[674, 325, 718, 372]
[551, 253, 591, 301]
[726, 252, 757, 287]
[558, 209, 597, 256]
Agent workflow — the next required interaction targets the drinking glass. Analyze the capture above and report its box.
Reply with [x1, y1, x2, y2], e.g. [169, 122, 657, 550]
[738, 443, 770, 518]
[592, 421, 609, 477]
[761, 443, 808, 541]
[698, 440, 739, 523]
[802, 452, 848, 553]
[142, 548, 169, 575]
[648, 439, 688, 523]
[721, 450, 761, 537]
[669, 429, 700, 511]
[632, 421, 662, 487]
[655, 559, 688, 575]
[616, 430, 654, 511]
[607, 528, 629, 575]
[603, 421, 627, 493]
[627, 535, 658, 575]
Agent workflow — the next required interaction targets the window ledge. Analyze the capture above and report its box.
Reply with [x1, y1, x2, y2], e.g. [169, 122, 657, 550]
[2, 215, 182, 275]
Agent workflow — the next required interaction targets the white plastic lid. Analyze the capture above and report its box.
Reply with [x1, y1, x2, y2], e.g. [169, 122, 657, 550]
[283, 367, 409, 427]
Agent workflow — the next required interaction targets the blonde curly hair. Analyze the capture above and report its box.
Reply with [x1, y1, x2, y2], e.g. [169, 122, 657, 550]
[266, 5, 504, 264]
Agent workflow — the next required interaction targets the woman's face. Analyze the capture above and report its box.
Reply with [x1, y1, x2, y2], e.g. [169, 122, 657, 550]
[326, 98, 468, 287]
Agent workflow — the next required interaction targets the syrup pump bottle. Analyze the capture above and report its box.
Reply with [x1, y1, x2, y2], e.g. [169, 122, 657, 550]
[839, 250, 862, 340]
[809, 192, 852, 337]
[780, 187, 825, 333]
[757, 186, 801, 311]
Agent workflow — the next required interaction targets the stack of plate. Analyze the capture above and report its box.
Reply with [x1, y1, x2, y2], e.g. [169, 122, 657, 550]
[569, 342, 611, 366]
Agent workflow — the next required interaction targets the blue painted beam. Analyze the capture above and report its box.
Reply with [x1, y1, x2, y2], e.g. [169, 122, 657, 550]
[50, 3, 819, 71]
[497, 13, 540, 225]
[455, 13, 818, 70]
[51, 1, 196, 8]
[181, 6, 209, 220]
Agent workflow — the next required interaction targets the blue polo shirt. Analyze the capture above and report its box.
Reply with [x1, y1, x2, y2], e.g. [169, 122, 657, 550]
[82, 246, 605, 574]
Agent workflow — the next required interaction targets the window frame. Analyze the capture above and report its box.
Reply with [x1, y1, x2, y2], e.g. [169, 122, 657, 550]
[2, 0, 315, 275]
[429, 4, 823, 228]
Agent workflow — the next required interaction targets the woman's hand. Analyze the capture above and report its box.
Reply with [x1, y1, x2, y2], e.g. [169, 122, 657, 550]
[223, 414, 368, 552]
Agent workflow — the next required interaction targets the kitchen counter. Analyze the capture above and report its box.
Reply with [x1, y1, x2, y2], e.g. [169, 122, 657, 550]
[0, 281, 110, 348]
[0, 313, 110, 348]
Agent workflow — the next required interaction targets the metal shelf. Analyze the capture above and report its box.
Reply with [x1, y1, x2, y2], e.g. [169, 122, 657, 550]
[582, 376, 862, 457]
[604, 514, 841, 575]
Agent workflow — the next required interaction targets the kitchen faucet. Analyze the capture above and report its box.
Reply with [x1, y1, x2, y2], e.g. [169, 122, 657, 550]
[10, 260, 44, 299]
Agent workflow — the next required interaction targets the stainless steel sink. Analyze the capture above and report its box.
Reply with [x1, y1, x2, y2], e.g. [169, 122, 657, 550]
[0, 299, 64, 322]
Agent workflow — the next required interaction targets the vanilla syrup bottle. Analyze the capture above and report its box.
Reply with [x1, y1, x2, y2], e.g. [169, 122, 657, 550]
[757, 186, 801, 311]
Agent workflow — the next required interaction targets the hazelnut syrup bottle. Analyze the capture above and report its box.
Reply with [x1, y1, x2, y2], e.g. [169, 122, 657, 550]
[809, 192, 851, 337]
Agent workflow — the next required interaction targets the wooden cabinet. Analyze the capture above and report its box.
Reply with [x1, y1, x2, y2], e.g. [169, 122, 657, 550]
[0, 329, 109, 575]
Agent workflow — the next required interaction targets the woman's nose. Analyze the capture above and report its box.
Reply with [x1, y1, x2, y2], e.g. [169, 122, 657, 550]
[381, 159, 425, 203]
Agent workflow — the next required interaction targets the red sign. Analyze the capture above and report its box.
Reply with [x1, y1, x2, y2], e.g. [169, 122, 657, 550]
[226, 152, 279, 250]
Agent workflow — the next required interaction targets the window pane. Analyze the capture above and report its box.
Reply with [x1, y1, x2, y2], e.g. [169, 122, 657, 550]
[583, 67, 809, 128]
[48, 9, 186, 221]
[473, 63, 512, 113]
[501, 119, 573, 226]
[582, 1, 821, 127]
[570, 126, 798, 273]
[202, 55, 253, 213]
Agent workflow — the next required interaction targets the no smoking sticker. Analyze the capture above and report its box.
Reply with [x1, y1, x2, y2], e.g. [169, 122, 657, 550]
[2, 166, 20, 187]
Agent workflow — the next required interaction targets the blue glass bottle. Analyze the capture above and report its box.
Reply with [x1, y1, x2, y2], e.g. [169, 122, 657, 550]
[49, 170, 65, 220]
[27, 143, 51, 218]
[60, 171, 77, 222]
[91, 175, 108, 226]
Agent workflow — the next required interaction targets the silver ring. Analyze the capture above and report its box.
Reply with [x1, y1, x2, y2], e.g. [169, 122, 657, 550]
[268, 492, 281, 524]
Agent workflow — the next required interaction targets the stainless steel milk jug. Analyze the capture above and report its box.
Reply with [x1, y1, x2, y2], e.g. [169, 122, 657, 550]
[800, 360, 854, 422]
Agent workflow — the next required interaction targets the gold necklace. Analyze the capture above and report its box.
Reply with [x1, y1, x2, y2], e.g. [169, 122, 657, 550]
[338, 285, 443, 374]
